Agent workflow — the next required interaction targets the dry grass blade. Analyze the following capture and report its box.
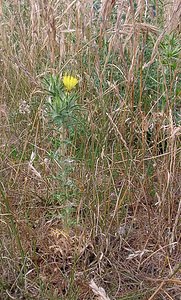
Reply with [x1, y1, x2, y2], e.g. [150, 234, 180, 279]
[89, 279, 111, 300]
[28, 152, 42, 179]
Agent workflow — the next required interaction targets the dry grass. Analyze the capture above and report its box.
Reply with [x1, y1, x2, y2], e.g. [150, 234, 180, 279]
[0, 1, 181, 299]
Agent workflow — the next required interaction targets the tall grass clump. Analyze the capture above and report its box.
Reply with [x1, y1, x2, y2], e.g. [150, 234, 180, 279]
[0, 1, 181, 299]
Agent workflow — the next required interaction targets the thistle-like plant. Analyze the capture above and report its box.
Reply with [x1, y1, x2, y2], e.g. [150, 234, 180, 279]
[44, 74, 80, 128]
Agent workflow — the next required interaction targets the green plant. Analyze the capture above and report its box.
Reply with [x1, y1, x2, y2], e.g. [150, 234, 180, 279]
[44, 74, 80, 126]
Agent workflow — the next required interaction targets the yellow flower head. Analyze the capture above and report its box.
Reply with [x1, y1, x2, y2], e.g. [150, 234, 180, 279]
[62, 74, 78, 92]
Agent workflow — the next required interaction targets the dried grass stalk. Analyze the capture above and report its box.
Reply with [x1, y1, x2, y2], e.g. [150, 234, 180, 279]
[89, 279, 111, 300]
[164, 0, 181, 33]
[0, 0, 2, 16]
[100, 0, 115, 23]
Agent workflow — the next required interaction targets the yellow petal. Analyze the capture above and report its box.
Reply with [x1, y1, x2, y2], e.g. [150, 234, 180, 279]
[63, 75, 78, 91]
